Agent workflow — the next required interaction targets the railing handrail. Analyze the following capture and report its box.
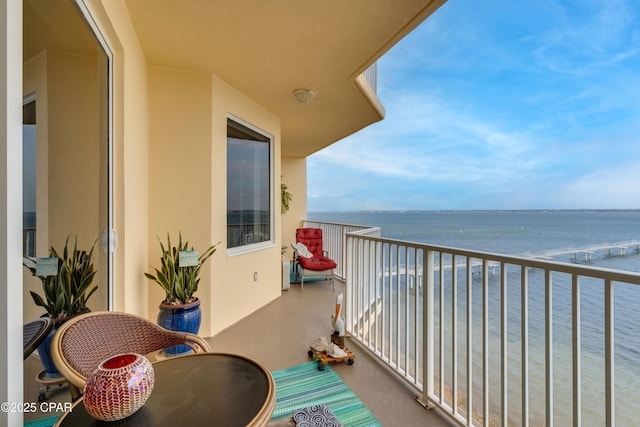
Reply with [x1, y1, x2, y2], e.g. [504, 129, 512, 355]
[345, 232, 640, 285]
[305, 219, 377, 231]
[302, 220, 380, 280]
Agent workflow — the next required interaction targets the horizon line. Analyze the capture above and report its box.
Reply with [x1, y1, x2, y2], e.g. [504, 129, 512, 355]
[309, 208, 640, 213]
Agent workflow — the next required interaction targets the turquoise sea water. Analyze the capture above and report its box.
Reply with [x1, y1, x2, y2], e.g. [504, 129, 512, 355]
[309, 210, 640, 425]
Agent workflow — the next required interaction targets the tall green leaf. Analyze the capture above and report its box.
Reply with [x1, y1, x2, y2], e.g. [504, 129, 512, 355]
[23, 235, 98, 319]
[145, 232, 218, 304]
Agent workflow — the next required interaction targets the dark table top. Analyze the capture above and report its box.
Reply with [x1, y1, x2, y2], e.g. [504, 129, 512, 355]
[55, 352, 275, 427]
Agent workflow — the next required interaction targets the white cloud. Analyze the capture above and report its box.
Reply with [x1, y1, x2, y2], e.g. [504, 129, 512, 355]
[311, 90, 544, 186]
[550, 163, 640, 208]
[533, 0, 640, 75]
[308, 0, 640, 211]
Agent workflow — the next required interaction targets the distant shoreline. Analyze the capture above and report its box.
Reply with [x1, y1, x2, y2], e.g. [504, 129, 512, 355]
[310, 208, 640, 214]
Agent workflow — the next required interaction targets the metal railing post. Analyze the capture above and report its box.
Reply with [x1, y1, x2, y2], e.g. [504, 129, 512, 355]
[419, 249, 435, 407]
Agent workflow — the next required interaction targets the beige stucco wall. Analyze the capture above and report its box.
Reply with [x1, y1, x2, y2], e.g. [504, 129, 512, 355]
[50, 0, 286, 336]
[22, 50, 104, 322]
[281, 156, 307, 262]
[146, 66, 214, 323]
[46, 51, 100, 252]
[146, 69, 283, 337]
[209, 75, 282, 336]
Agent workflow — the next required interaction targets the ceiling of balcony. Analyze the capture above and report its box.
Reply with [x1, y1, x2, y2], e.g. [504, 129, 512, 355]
[124, 0, 445, 157]
[23, 0, 446, 157]
[23, 0, 99, 61]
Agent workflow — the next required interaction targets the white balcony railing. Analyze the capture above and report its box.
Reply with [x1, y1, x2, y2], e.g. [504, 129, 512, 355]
[311, 220, 640, 427]
[303, 220, 380, 280]
[363, 62, 378, 93]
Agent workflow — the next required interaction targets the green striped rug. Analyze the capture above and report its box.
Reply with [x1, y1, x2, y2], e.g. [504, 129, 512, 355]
[270, 361, 382, 427]
[24, 415, 59, 427]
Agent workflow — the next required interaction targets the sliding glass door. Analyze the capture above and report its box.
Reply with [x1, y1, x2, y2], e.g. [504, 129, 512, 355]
[23, 0, 113, 318]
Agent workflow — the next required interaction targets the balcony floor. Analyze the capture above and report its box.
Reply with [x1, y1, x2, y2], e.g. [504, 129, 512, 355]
[210, 279, 453, 427]
[24, 279, 454, 426]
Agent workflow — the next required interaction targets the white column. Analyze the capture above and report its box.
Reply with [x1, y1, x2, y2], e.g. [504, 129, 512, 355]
[0, 0, 23, 426]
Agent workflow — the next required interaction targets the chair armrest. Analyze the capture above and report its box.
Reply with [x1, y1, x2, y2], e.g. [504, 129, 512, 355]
[184, 334, 211, 352]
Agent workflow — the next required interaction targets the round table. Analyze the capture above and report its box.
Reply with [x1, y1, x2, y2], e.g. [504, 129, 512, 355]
[55, 352, 275, 426]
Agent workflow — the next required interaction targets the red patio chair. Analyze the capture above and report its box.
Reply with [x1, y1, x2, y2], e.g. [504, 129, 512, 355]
[292, 228, 337, 291]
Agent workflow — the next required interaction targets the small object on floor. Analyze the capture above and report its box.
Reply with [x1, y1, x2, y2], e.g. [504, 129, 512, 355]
[331, 293, 345, 338]
[326, 343, 347, 358]
[293, 404, 343, 427]
[307, 346, 355, 371]
[330, 332, 344, 348]
[310, 336, 330, 353]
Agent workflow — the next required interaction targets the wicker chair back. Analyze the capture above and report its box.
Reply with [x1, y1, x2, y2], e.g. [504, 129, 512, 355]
[51, 311, 211, 400]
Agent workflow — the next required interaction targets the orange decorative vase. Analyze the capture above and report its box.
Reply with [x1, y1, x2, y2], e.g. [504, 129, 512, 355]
[83, 353, 155, 421]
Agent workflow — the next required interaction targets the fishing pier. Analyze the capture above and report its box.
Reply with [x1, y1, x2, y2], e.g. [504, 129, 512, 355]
[378, 241, 640, 289]
[525, 240, 640, 262]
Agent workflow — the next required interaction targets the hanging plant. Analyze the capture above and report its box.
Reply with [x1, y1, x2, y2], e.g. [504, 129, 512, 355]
[281, 182, 293, 214]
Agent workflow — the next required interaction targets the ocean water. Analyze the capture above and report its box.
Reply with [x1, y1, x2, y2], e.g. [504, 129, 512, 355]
[310, 210, 640, 261]
[309, 210, 640, 426]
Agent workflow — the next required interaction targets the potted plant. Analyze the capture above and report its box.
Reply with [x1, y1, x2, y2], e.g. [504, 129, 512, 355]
[281, 181, 293, 214]
[23, 235, 98, 377]
[145, 233, 217, 355]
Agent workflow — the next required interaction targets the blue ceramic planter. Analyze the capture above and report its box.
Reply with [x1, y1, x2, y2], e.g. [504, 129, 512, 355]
[37, 314, 80, 378]
[157, 298, 202, 356]
[37, 326, 62, 378]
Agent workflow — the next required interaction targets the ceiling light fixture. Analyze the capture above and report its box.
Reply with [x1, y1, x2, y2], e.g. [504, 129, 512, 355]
[292, 88, 316, 104]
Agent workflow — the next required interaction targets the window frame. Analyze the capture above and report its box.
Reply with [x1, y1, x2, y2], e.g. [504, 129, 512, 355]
[226, 113, 275, 257]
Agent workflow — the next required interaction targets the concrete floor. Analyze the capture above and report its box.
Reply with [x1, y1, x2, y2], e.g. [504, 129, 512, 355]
[24, 279, 454, 426]
[208, 279, 453, 427]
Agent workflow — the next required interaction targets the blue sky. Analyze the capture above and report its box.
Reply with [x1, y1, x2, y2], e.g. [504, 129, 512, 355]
[307, 0, 640, 211]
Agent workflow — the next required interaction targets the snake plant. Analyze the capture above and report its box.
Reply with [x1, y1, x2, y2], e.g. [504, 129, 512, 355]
[23, 235, 98, 320]
[145, 233, 217, 305]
